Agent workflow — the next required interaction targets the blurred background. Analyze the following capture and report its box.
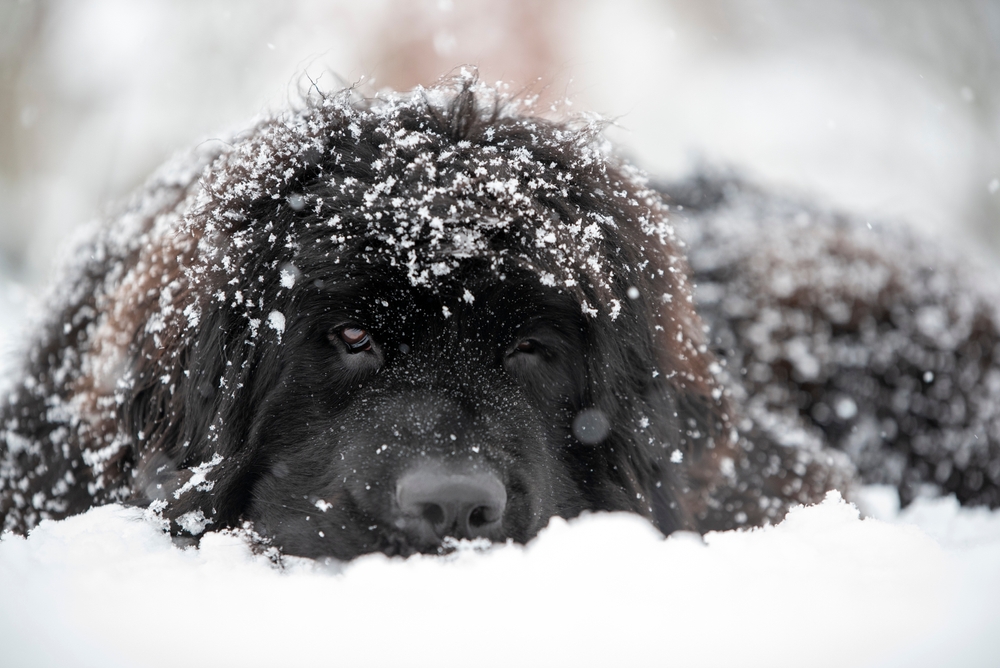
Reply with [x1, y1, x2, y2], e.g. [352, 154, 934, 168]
[1, 0, 998, 289]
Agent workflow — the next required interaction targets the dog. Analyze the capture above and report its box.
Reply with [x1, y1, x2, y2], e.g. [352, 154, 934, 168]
[2, 76, 991, 560]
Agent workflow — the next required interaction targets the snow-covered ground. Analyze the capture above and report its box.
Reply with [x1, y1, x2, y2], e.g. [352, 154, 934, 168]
[2, 490, 999, 667]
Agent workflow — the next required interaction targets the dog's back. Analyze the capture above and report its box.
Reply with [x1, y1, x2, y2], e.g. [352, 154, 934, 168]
[663, 174, 1000, 509]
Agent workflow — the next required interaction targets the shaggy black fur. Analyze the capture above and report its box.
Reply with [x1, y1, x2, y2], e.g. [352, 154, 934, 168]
[17, 77, 990, 561]
[662, 174, 1000, 510]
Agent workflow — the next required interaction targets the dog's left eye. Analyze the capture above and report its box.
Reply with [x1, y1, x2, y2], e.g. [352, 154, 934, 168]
[335, 326, 372, 353]
[513, 339, 538, 354]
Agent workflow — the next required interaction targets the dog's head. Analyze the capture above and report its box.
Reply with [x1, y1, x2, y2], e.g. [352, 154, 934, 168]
[127, 77, 734, 559]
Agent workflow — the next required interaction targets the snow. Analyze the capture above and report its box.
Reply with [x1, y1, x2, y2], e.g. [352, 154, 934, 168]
[1, 491, 997, 667]
[266, 310, 285, 335]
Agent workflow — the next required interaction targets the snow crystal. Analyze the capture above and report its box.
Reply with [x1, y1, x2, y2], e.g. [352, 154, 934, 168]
[175, 509, 211, 535]
[279, 263, 299, 289]
[172, 453, 223, 500]
[183, 302, 201, 329]
[609, 298, 622, 321]
[267, 310, 286, 335]
[314, 499, 333, 512]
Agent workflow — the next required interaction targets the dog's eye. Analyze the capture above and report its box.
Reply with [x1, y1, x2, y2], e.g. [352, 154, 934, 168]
[514, 339, 538, 354]
[336, 326, 372, 353]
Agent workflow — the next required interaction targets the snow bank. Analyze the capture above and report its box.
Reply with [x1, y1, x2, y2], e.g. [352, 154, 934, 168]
[2, 491, 998, 668]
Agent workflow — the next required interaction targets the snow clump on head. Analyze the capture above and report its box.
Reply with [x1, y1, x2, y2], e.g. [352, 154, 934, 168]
[177, 73, 684, 337]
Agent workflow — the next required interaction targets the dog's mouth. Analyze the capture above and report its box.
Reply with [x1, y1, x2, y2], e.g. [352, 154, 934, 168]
[377, 532, 498, 558]
[275, 461, 516, 560]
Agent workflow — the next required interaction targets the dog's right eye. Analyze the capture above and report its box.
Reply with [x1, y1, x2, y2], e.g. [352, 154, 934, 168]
[331, 326, 372, 353]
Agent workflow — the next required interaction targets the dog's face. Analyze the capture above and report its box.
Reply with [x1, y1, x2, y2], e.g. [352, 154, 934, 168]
[244, 266, 591, 558]
[128, 81, 731, 559]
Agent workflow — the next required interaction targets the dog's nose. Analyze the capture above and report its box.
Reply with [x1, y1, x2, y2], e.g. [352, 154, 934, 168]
[396, 467, 507, 540]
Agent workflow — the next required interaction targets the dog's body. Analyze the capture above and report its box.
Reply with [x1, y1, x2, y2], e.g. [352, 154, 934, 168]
[0, 79, 994, 559]
[664, 175, 1000, 508]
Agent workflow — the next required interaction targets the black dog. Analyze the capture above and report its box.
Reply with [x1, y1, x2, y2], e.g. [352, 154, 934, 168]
[0, 78, 992, 559]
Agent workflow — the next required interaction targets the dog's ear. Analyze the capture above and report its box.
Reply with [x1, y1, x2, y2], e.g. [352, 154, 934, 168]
[626, 228, 747, 535]
[557, 164, 741, 536]
[645, 255, 801, 534]
[123, 272, 270, 536]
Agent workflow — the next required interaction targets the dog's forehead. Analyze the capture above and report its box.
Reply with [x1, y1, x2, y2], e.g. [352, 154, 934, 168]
[159, 82, 705, 370]
[308, 260, 584, 337]
[296, 148, 618, 296]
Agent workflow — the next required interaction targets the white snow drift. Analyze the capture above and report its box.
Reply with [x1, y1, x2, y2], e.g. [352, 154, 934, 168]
[2, 490, 998, 668]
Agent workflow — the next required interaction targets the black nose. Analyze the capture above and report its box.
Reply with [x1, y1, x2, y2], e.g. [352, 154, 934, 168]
[396, 467, 507, 541]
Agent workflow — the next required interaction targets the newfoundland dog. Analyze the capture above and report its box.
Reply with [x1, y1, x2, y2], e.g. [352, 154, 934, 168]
[1, 77, 996, 559]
